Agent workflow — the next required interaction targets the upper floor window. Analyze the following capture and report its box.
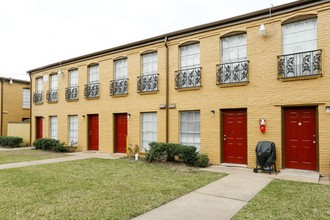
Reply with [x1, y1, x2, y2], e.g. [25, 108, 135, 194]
[110, 59, 128, 96]
[85, 65, 99, 98]
[138, 52, 158, 93]
[217, 33, 248, 84]
[176, 43, 201, 89]
[88, 65, 99, 83]
[69, 69, 78, 87]
[33, 77, 43, 104]
[47, 74, 58, 103]
[278, 18, 321, 78]
[22, 88, 30, 109]
[115, 59, 128, 79]
[66, 69, 79, 101]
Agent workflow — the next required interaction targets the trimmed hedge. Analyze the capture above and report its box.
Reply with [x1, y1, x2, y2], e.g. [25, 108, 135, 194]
[145, 142, 209, 167]
[0, 136, 23, 148]
[33, 138, 68, 152]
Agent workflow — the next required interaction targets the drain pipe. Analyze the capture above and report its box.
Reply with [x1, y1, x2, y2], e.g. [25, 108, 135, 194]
[29, 73, 32, 146]
[165, 36, 169, 143]
[0, 79, 3, 136]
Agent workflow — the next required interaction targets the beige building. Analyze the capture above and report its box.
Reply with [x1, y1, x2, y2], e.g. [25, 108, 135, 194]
[28, 0, 330, 176]
[0, 77, 30, 137]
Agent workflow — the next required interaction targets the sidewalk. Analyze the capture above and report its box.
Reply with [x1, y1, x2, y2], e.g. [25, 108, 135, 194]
[0, 151, 126, 170]
[133, 165, 323, 220]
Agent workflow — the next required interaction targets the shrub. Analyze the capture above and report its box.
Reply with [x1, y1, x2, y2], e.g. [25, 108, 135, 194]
[145, 142, 209, 167]
[127, 144, 139, 158]
[0, 136, 23, 148]
[33, 138, 68, 152]
[195, 154, 209, 168]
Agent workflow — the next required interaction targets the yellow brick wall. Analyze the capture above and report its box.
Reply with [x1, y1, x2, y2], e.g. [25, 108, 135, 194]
[30, 3, 330, 176]
[0, 81, 30, 137]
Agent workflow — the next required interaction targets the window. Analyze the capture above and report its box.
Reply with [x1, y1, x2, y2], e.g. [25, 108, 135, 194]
[110, 59, 128, 95]
[49, 116, 58, 140]
[88, 65, 99, 83]
[68, 115, 78, 146]
[141, 112, 157, 151]
[282, 18, 317, 55]
[218, 34, 248, 84]
[180, 111, 200, 151]
[22, 88, 30, 109]
[138, 52, 158, 93]
[50, 74, 58, 90]
[36, 77, 43, 93]
[114, 59, 128, 79]
[180, 43, 200, 69]
[221, 34, 247, 63]
[69, 69, 78, 87]
[142, 52, 157, 75]
[176, 43, 201, 89]
[279, 18, 320, 78]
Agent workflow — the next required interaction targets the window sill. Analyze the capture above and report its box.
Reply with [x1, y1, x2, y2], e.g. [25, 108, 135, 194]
[22, 108, 30, 110]
[84, 96, 100, 100]
[278, 74, 321, 82]
[176, 86, 201, 92]
[66, 98, 79, 102]
[138, 90, 158, 95]
[111, 93, 128, 98]
[47, 101, 58, 104]
[218, 81, 249, 88]
[33, 102, 43, 105]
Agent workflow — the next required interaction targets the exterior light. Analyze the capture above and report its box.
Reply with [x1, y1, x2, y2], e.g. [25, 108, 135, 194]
[259, 24, 266, 36]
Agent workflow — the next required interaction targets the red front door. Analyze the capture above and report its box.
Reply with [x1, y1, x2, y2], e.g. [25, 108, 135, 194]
[285, 107, 317, 170]
[89, 114, 99, 151]
[115, 113, 127, 153]
[36, 117, 43, 139]
[223, 109, 247, 164]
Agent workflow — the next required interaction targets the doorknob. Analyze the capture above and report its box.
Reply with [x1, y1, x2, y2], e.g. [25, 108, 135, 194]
[313, 141, 316, 144]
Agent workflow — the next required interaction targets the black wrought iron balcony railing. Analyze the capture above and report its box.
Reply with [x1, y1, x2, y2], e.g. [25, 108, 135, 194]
[46, 89, 58, 103]
[65, 86, 79, 101]
[137, 73, 158, 93]
[175, 67, 201, 89]
[110, 78, 128, 96]
[277, 49, 322, 79]
[33, 92, 43, 104]
[216, 60, 249, 85]
[84, 82, 100, 98]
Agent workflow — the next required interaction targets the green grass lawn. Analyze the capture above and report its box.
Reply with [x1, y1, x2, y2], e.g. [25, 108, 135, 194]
[0, 149, 69, 165]
[0, 158, 224, 219]
[234, 179, 330, 219]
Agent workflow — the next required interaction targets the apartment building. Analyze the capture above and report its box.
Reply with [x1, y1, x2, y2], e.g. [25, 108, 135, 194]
[27, 0, 330, 176]
[0, 77, 30, 136]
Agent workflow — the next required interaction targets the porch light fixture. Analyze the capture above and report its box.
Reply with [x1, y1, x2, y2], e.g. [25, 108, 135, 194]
[259, 24, 266, 36]
[211, 110, 215, 116]
[159, 104, 166, 109]
[326, 106, 330, 113]
[82, 115, 85, 118]
[127, 113, 131, 119]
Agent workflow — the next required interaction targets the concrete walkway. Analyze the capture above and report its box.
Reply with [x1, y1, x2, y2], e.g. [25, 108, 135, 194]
[0, 151, 126, 170]
[134, 173, 272, 220]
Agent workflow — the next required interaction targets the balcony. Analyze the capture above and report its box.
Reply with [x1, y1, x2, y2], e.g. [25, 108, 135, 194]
[110, 78, 128, 96]
[137, 73, 158, 93]
[84, 83, 100, 98]
[277, 49, 322, 79]
[65, 86, 79, 101]
[46, 89, 58, 103]
[175, 67, 201, 89]
[216, 60, 249, 85]
[33, 92, 43, 104]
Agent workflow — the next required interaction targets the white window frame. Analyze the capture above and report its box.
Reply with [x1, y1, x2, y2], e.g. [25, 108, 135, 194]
[88, 65, 99, 84]
[69, 69, 78, 87]
[36, 77, 43, 93]
[221, 33, 247, 63]
[282, 18, 317, 55]
[142, 52, 158, 75]
[22, 88, 30, 109]
[114, 58, 128, 79]
[141, 112, 157, 151]
[50, 74, 58, 90]
[180, 111, 200, 151]
[180, 43, 200, 69]
[68, 115, 78, 146]
[49, 116, 58, 140]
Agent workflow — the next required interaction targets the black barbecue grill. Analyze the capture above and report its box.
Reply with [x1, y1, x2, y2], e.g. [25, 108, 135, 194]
[253, 141, 277, 174]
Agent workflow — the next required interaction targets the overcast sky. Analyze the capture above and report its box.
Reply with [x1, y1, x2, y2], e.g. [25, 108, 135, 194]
[0, 0, 296, 81]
